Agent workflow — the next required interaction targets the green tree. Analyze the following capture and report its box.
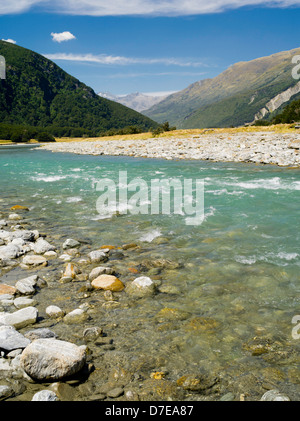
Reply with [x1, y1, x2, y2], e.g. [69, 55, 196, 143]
[35, 132, 55, 142]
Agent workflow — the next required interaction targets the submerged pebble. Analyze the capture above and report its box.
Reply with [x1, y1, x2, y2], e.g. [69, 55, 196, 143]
[126, 276, 156, 298]
[91, 274, 125, 291]
[260, 390, 290, 401]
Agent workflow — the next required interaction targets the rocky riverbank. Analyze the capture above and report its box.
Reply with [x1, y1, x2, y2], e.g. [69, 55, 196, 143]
[40, 132, 300, 167]
[0, 207, 298, 401]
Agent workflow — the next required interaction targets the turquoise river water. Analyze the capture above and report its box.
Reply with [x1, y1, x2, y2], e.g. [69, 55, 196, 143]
[0, 144, 299, 400]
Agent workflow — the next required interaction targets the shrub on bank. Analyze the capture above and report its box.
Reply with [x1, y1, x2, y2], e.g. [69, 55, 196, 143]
[35, 132, 55, 142]
[151, 121, 177, 137]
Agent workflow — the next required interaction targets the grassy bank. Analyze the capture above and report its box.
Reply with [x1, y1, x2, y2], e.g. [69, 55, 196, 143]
[53, 124, 299, 143]
[0, 139, 39, 145]
[0, 124, 298, 146]
[0, 140, 13, 145]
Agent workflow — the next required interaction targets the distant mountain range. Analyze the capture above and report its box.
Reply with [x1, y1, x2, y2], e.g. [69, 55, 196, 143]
[2, 40, 299, 134]
[144, 47, 300, 128]
[0, 40, 157, 135]
[98, 91, 168, 112]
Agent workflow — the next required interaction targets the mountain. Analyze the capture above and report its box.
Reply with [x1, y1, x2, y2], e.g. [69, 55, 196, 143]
[272, 98, 300, 124]
[98, 91, 167, 112]
[97, 92, 118, 101]
[0, 40, 157, 135]
[145, 47, 300, 128]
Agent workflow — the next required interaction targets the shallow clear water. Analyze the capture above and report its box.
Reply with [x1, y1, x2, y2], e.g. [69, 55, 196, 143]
[1, 145, 299, 400]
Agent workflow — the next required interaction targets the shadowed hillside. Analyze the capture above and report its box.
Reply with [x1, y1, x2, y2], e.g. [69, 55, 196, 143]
[0, 40, 158, 136]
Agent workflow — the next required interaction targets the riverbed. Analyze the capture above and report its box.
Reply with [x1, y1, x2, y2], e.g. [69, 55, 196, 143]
[0, 144, 299, 401]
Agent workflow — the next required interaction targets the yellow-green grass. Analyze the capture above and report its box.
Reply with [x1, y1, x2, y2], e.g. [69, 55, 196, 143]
[0, 139, 39, 145]
[0, 139, 13, 145]
[0, 125, 298, 146]
[54, 124, 299, 143]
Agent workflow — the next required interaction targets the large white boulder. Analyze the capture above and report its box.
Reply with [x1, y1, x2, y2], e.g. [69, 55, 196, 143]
[0, 306, 38, 329]
[33, 238, 56, 254]
[0, 325, 30, 351]
[15, 275, 39, 295]
[20, 339, 86, 381]
[88, 250, 108, 263]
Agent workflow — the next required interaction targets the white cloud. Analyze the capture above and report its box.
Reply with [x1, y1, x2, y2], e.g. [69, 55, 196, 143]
[1, 0, 300, 16]
[106, 71, 208, 78]
[51, 31, 76, 43]
[0, 0, 44, 15]
[1, 39, 17, 44]
[44, 52, 206, 67]
[45, 53, 132, 64]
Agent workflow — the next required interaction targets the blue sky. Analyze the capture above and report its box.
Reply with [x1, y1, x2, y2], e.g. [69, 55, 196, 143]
[1, 1, 300, 96]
